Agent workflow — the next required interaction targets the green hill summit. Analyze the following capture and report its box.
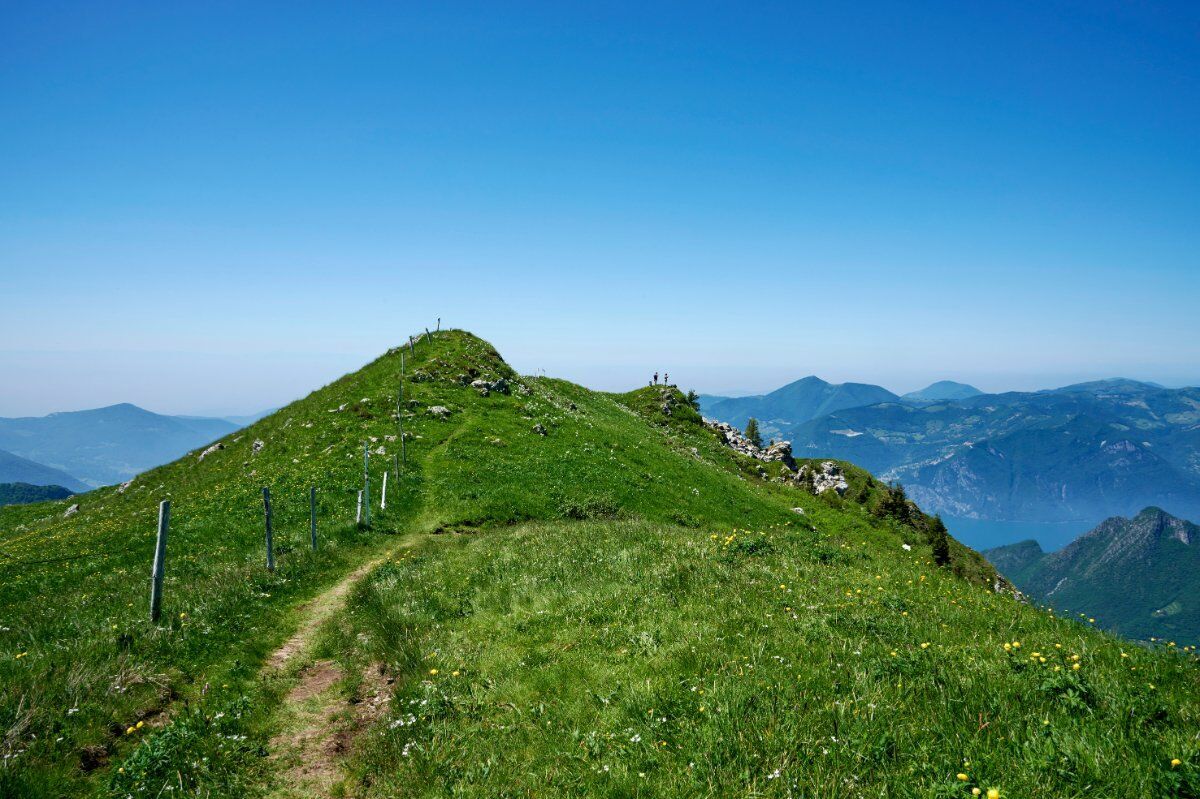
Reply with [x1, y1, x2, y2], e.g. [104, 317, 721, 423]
[2, 331, 1198, 798]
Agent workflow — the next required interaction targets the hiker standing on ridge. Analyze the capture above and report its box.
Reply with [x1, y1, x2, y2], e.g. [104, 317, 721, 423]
[664, 372, 669, 386]
[653, 372, 659, 385]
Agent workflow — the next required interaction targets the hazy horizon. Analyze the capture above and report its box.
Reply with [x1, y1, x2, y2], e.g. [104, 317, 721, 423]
[2, 332, 1196, 419]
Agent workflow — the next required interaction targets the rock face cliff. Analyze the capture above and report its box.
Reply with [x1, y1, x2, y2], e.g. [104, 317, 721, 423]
[985, 507, 1200, 641]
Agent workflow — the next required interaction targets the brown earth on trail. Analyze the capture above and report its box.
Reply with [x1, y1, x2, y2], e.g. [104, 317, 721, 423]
[264, 543, 411, 797]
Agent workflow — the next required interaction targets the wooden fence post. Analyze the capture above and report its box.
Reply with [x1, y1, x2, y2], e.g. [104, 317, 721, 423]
[424, 327, 431, 344]
[309, 486, 317, 551]
[263, 487, 275, 571]
[436, 317, 440, 332]
[362, 443, 371, 526]
[393, 453, 401, 484]
[381, 469, 388, 510]
[356, 490, 363, 524]
[149, 500, 170, 623]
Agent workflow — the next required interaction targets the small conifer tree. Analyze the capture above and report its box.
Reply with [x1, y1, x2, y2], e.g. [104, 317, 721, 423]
[930, 515, 951, 567]
[745, 417, 762, 448]
[685, 389, 701, 412]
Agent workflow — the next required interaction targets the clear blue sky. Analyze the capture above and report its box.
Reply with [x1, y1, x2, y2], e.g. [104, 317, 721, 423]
[2, 1, 1198, 416]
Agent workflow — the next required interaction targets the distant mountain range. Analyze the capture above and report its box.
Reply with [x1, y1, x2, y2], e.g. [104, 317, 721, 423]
[700, 377, 1200, 527]
[0, 404, 252, 488]
[699, 376, 900, 429]
[985, 508, 1200, 642]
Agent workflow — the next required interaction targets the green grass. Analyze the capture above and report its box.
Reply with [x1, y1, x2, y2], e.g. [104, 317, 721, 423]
[330, 519, 1200, 797]
[2, 330, 1198, 797]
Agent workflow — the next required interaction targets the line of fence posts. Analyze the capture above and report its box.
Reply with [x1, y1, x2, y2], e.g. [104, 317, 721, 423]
[146, 318, 451, 621]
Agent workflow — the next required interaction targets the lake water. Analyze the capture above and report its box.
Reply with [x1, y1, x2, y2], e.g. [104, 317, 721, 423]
[943, 515, 1099, 553]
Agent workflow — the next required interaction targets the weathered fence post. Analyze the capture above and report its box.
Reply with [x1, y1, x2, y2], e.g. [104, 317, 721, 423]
[393, 453, 401, 484]
[150, 500, 170, 623]
[436, 317, 440, 332]
[381, 469, 388, 510]
[356, 490, 363, 524]
[309, 486, 317, 551]
[398, 355, 407, 466]
[263, 487, 275, 571]
[408, 336, 415, 356]
[424, 327, 431, 344]
[362, 442, 371, 526]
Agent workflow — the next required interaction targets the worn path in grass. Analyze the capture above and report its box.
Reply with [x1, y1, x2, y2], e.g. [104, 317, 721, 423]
[262, 533, 421, 798]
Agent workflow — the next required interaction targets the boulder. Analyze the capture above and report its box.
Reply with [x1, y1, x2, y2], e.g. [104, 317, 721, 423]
[198, 442, 225, 461]
[470, 378, 510, 397]
[428, 406, 452, 418]
[64, 503, 80, 518]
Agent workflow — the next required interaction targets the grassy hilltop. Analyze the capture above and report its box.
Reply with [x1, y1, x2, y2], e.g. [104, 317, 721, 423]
[2, 331, 1199, 798]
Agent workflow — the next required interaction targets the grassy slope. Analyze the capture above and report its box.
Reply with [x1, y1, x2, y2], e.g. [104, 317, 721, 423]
[1, 331, 1198, 798]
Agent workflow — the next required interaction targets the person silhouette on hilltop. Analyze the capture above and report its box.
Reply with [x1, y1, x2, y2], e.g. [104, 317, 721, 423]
[653, 372, 659, 385]
[664, 372, 670, 386]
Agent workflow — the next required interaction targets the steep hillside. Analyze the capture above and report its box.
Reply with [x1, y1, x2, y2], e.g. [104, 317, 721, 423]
[986, 508, 1200, 642]
[0, 448, 87, 492]
[0, 404, 241, 487]
[699, 376, 898, 434]
[2, 332, 1198, 799]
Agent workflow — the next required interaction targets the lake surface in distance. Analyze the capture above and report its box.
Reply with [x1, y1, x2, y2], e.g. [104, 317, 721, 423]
[943, 516, 1099, 553]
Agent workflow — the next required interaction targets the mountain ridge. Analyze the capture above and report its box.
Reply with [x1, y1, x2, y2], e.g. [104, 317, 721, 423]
[0, 403, 242, 487]
[985, 507, 1200, 641]
[0, 448, 88, 492]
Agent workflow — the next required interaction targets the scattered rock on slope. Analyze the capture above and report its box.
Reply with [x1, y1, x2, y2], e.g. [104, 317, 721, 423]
[198, 442, 224, 461]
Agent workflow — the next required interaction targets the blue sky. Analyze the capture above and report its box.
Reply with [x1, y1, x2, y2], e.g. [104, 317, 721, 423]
[2, 1, 1198, 416]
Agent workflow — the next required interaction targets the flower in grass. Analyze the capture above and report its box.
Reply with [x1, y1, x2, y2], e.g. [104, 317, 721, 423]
[429, 668, 438, 675]
[971, 790, 981, 797]
[1172, 758, 1182, 768]
[987, 790, 1000, 799]
[957, 772, 969, 781]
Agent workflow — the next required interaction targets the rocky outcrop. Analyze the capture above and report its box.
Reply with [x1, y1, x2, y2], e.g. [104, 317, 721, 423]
[805, 461, 849, 496]
[198, 442, 224, 461]
[705, 417, 851, 495]
[704, 418, 797, 470]
[470, 378, 510, 397]
[428, 406, 452, 418]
